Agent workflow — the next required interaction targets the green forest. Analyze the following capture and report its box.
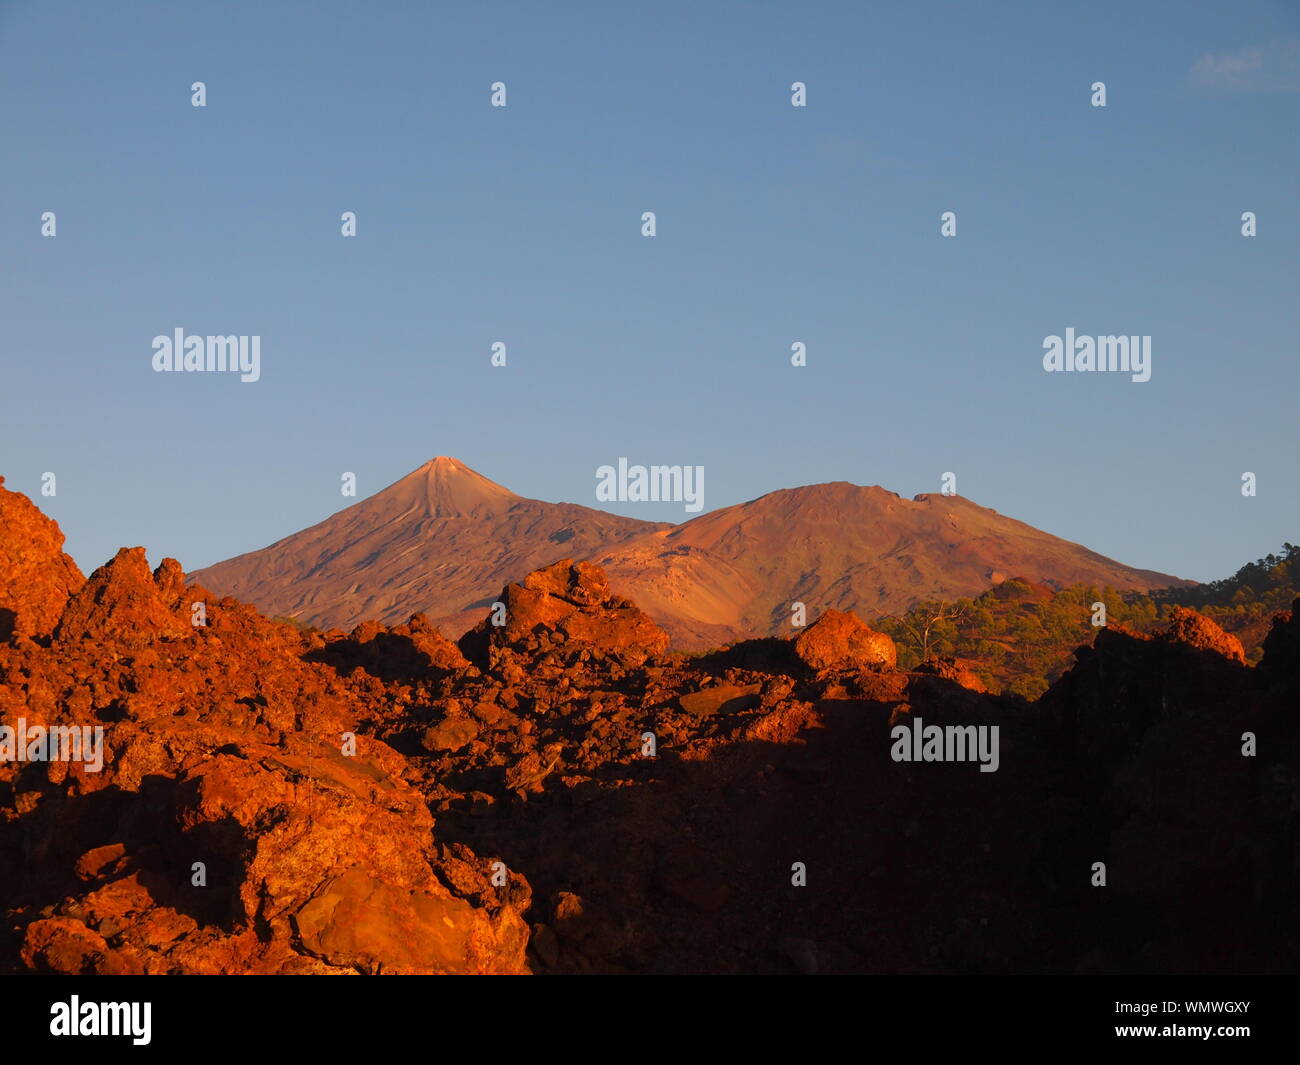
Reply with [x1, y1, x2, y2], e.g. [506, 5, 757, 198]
[874, 543, 1300, 699]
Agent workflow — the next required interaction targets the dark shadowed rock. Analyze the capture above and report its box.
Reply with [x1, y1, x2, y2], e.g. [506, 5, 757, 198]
[1259, 597, 1300, 676]
[914, 656, 988, 692]
[313, 612, 470, 682]
[3, 485, 1298, 978]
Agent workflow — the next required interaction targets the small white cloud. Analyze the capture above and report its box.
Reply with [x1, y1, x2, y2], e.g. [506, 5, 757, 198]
[1193, 48, 1265, 77]
[1189, 37, 1300, 91]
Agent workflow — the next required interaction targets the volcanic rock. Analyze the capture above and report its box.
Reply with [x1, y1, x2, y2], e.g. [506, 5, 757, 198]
[0, 475, 85, 642]
[459, 559, 670, 671]
[1161, 606, 1247, 663]
[54, 547, 191, 645]
[914, 656, 988, 692]
[678, 682, 762, 717]
[2, 477, 1297, 978]
[422, 716, 480, 752]
[315, 612, 469, 682]
[0, 485, 530, 975]
[793, 609, 897, 672]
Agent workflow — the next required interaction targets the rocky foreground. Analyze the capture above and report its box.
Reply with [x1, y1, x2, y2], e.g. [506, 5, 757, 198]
[1, 475, 1297, 974]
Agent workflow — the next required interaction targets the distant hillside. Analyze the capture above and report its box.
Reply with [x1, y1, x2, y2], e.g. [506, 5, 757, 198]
[596, 482, 1189, 648]
[194, 459, 1190, 646]
[877, 543, 1300, 698]
[189, 457, 669, 633]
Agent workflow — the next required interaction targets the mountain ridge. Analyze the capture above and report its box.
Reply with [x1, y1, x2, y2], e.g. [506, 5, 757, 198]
[191, 458, 1191, 647]
[189, 457, 671, 633]
[595, 479, 1188, 646]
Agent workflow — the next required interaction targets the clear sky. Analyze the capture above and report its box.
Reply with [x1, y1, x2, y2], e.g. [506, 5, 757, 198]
[2, 0, 1297, 583]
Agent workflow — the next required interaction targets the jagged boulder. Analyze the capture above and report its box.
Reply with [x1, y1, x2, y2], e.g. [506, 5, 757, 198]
[0, 476, 85, 642]
[1161, 606, 1246, 664]
[5, 476, 1297, 978]
[17, 729, 531, 974]
[459, 559, 669, 670]
[914, 655, 988, 692]
[422, 716, 480, 752]
[55, 547, 191, 645]
[793, 609, 896, 672]
[394, 613, 470, 671]
[316, 612, 469, 681]
[1, 509, 530, 975]
[677, 682, 763, 717]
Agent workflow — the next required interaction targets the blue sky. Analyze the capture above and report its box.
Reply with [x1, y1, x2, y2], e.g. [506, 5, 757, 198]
[2, 0, 1297, 583]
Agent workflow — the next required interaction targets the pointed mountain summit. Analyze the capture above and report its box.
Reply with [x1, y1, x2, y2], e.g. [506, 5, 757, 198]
[190, 459, 669, 632]
[194, 466, 1190, 648]
[389, 456, 520, 518]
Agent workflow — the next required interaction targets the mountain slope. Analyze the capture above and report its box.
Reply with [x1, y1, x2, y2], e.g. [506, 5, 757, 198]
[594, 482, 1190, 647]
[189, 457, 670, 632]
[193, 463, 1190, 648]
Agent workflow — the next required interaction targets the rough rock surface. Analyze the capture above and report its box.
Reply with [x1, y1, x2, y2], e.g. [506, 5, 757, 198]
[1162, 606, 1247, 664]
[458, 559, 670, 675]
[793, 609, 897, 672]
[0, 476, 84, 642]
[55, 547, 193, 645]
[2, 480, 1297, 975]
[1, 489, 528, 974]
[914, 656, 988, 692]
